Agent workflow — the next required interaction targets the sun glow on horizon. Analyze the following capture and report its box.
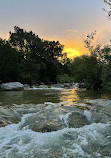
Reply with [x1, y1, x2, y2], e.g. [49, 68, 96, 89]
[64, 48, 82, 59]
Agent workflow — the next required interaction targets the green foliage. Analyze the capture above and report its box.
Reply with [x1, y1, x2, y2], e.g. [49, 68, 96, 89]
[68, 55, 102, 90]
[102, 65, 111, 91]
[9, 26, 64, 60]
[20, 73, 32, 84]
[101, 46, 111, 91]
[0, 39, 20, 82]
[1, 26, 111, 92]
[0, 26, 68, 84]
[57, 74, 74, 84]
[8, 26, 66, 84]
[83, 32, 111, 90]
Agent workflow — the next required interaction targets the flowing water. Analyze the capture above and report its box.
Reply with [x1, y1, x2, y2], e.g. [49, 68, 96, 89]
[0, 88, 111, 158]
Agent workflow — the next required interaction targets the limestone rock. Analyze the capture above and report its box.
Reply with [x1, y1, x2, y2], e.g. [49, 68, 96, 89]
[0, 82, 24, 91]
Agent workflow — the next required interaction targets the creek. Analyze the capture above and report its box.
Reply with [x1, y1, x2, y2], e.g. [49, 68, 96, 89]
[0, 88, 111, 158]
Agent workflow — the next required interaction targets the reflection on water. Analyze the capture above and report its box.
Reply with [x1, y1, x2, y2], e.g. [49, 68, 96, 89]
[0, 88, 111, 106]
[60, 89, 80, 106]
[76, 89, 111, 100]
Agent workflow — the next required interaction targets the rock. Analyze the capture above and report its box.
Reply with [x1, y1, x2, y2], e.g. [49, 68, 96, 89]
[63, 83, 70, 89]
[36, 121, 62, 132]
[0, 107, 21, 127]
[86, 99, 111, 123]
[24, 84, 31, 90]
[78, 83, 86, 88]
[68, 112, 90, 128]
[24, 84, 30, 88]
[0, 82, 24, 91]
[35, 83, 39, 86]
[28, 83, 85, 90]
[19, 105, 65, 132]
[51, 84, 65, 88]
[51, 83, 84, 89]
[18, 104, 91, 132]
[39, 85, 48, 88]
[0, 120, 6, 127]
[40, 82, 45, 85]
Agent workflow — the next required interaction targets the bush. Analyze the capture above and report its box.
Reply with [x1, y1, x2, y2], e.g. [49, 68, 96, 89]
[19, 73, 32, 84]
[68, 55, 102, 90]
[57, 74, 74, 83]
[102, 66, 111, 91]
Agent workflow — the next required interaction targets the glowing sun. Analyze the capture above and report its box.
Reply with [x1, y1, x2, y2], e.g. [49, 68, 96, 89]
[64, 48, 81, 59]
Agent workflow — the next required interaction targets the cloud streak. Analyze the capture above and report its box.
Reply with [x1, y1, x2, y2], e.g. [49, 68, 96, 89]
[67, 29, 79, 33]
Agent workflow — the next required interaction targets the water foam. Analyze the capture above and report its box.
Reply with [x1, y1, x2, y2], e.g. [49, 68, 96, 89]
[26, 87, 63, 90]
[0, 99, 111, 158]
[0, 111, 110, 158]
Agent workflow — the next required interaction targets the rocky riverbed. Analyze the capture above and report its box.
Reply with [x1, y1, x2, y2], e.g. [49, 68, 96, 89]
[0, 82, 85, 91]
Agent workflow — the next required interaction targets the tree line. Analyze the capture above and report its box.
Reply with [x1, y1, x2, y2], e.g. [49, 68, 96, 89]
[56, 31, 111, 91]
[0, 26, 68, 84]
[66, 31, 111, 91]
[0, 27, 111, 91]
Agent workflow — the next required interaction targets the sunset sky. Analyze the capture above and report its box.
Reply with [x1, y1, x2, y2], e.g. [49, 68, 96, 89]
[0, 0, 111, 58]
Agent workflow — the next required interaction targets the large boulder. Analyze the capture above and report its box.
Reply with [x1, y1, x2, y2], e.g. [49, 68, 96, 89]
[0, 82, 24, 91]
[19, 105, 65, 132]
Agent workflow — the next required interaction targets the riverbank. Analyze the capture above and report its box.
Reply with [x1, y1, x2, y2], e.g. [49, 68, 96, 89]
[0, 82, 85, 91]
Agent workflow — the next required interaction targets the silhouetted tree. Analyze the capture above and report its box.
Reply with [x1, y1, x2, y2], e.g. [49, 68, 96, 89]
[103, 0, 111, 18]
[0, 39, 20, 82]
[68, 55, 102, 89]
[9, 26, 65, 84]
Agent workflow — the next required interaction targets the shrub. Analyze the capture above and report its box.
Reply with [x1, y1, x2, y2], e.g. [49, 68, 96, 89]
[57, 74, 74, 83]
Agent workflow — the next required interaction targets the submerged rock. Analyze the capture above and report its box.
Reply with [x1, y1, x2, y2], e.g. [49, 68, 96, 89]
[0, 107, 21, 127]
[85, 99, 111, 123]
[0, 82, 24, 91]
[17, 102, 91, 132]
[0, 120, 8, 127]
[68, 112, 90, 128]
[19, 104, 66, 132]
[0, 101, 91, 130]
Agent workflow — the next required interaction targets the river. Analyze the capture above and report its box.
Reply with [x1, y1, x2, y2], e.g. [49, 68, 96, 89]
[0, 88, 111, 158]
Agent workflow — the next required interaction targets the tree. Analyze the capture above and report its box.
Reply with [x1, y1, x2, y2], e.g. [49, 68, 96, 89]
[100, 46, 111, 90]
[68, 55, 102, 89]
[9, 26, 65, 84]
[83, 30, 111, 91]
[103, 0, 111, 18]
[0, 38, 20, 82]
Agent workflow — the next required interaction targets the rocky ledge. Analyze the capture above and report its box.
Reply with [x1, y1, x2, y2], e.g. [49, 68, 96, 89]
[26, 83, 86, 90]
[0, 102, 90, 132]
[0, 82, 24, 91]
[1, 99, 111, 132]
[0, 82, 85, 91]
